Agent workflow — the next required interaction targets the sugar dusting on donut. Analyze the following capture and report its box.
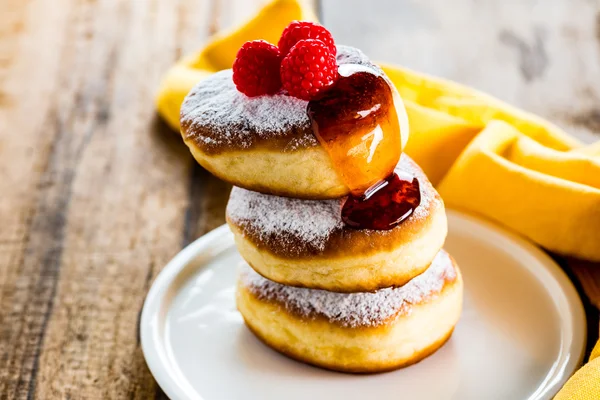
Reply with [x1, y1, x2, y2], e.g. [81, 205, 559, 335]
[227, 188, 344, 255]
[181, 70, 316, 152]
[226, 155, 436, 256]
[180, 46, 380, 154]
[240, 249, 457, 328]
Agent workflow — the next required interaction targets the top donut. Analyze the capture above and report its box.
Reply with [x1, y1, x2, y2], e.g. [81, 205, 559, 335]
[180, 41, 409, 199]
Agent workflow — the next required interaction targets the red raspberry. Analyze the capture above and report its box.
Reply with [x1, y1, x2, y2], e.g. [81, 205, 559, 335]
[280, 39, 338, 101]
[232, 40, 282, 97]
[278, 21, 336, 57]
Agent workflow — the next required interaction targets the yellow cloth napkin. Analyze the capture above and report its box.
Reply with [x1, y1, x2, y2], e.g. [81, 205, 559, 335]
[555, 340, 600, 400]
[155, 0, 600, 397]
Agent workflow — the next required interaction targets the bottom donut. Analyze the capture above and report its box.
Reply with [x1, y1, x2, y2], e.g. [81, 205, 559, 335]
[236, 249, 463, 373]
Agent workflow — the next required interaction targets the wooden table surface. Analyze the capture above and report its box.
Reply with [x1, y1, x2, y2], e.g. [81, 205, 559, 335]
[1, 0, 599, 398]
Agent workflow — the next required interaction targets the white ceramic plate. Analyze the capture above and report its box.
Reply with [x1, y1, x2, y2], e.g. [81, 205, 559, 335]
[141, 210, 586, 400]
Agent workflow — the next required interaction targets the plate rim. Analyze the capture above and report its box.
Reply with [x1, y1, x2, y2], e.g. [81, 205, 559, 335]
[140, 210, 587, 400]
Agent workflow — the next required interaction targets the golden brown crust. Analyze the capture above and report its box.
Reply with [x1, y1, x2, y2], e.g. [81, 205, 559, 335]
[186, 139, 348, 199]
[232, 216, 447, 292]
[243, 253, 431, 292]
[186, 143, 346, 199]
[244, 321, 455, 374]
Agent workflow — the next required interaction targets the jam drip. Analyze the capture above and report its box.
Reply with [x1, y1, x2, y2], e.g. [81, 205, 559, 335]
[308, 66, 421, 230]
[342, 172, 421, 230]
[307, 67, 402, 196]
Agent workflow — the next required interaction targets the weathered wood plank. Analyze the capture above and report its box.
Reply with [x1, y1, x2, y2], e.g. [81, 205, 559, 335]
[0, 0, 235, 398]
[25, 0, 218, 397]
[0, 0, 78, 397]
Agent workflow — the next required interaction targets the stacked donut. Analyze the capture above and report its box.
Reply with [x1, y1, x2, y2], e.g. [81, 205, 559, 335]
[180, 34, 463, 373]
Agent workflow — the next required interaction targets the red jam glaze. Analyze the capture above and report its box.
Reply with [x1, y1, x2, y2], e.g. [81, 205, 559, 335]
[341, 172, 421, 230]
[307, 66, 421, 230]
[307, 67, 402, 196]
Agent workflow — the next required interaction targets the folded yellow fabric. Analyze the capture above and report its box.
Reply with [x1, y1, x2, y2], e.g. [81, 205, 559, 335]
[155, 0, 600, 398]
[380, 64, 583, 183]
[554, 340, 600, 400]
[436, 120, 600, 261]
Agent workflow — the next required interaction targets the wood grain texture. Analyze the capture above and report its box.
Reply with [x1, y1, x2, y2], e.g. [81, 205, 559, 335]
[0, 0, 598, 399]
[0, 0, 239, 398]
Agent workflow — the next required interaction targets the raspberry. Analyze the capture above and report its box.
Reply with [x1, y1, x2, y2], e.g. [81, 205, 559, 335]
[232, 40, 282, 97]
[280, 39, 338, 100]
[278, 21, 336, 57]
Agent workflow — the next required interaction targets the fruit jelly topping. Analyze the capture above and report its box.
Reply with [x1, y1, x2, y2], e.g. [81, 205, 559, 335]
[308, 65, 419, 230]
[307, 65, 402, 196]
[342, 172, 421, 230]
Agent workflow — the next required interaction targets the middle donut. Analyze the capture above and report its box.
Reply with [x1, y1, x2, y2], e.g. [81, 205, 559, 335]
[226, 155, 447, 292]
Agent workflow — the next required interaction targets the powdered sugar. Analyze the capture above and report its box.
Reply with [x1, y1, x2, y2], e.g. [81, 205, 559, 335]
[181, 69, 315, 152]
[336, 45, 382, 74]
[240, 249, 456, 328]
[226, 155, 436, 256]
[227, 188, 344, 256]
